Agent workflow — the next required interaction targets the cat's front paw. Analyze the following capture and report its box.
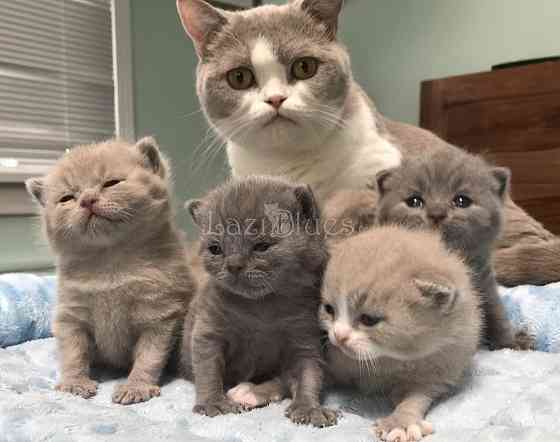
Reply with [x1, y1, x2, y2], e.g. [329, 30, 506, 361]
[227, 382, 284, 409]
[285, 403, 338, 428]
[193, 398, 246, 417]
[372, 413, 433, 442]
[55, 377, 98, 399]
[112, 382, 160, 405]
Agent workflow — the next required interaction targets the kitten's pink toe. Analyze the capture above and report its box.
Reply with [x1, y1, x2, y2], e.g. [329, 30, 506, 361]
[406, 424, 423, 441]
[226, 383, 259, 408]
[386, 428, 407, 442]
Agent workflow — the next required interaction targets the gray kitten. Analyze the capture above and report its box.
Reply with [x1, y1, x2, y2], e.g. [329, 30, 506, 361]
[321, 226, 481, 441]
[375, 147, 515, 350]
[180, 176, 337, 427]
[26, 138, 194, 404]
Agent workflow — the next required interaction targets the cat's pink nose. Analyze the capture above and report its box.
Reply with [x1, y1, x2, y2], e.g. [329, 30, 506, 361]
[80, 196, 98, 209]
[334, 326, 351, 344]
[265, 95, 287, 110]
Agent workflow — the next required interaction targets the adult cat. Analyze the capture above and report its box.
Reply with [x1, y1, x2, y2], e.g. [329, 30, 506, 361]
[176, 0, 560, 287]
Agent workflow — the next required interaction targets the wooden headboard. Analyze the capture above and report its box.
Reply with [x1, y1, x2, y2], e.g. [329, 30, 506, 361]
[420, 61, 560, 235]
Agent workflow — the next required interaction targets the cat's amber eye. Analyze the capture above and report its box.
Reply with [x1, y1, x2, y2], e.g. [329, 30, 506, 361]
[208, 244, 223, 255]
[291, 57, 319, 80]
[359, 314, 382, 327]
[226, 67, 255, 90]
[59, 194, 74, 203]
[453, 194, 473, 209]
[103, 179, 122, 188]
[324, 304, 335, 316]
[405, 195, 424, 209]
[253, 242, 272, 252]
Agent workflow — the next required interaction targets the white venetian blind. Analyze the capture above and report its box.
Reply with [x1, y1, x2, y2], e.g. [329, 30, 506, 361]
[0, 0, 115, 182]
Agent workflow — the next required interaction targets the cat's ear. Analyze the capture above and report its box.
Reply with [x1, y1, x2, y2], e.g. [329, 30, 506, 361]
[414, 279, 458, 314]
[176, 0, 228, 58]
[294, 184, 320, 221]
[186, 199, 205, 228]
[135, 136, 167, 178]
[25, 177, 46, 207]
[298, 0, 344, 40]
[491, 167, 510, 199]
[374, 169, 395, 196]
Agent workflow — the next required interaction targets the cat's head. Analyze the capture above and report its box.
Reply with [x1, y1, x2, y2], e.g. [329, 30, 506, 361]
[26, 138, 171, 253]
[177, 0, 350, 152]
[375, 148, 510, 253]
[319, 226, 476, 361]
[187, 175, 326, 299]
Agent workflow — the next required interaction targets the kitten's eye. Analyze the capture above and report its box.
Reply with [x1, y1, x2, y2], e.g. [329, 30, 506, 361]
[405, 195, 425, 209]
[291, 57, 319, 80]
[208, 244, 223, 255]
[227, 67, 255, 90]
[453, 194, 473, 208]
[59, 194, 74, 203]
[359, 314, 382, 327]
[253, 242, 272, 252]
[324, 304, 335, 316]
[103, 179, 122, 188]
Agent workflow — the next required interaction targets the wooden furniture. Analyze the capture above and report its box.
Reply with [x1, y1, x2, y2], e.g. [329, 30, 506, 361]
[420, 61, 560, 234]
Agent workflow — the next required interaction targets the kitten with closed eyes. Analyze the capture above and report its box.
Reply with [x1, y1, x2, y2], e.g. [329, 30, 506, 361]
[180, 176, 337, 427]
[26, 138, 195, 404]
[375, 148, 517, 350]
[321, 226, 481, 441]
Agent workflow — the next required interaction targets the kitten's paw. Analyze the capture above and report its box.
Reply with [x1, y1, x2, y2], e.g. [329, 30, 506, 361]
[285, 403, 338, 428]
[111, 382, 160, 405]
[55, 377, 98, 399]
[372, 414, 433, 442]
[193, 398, 246, 417]
[227, 382, 284, 409]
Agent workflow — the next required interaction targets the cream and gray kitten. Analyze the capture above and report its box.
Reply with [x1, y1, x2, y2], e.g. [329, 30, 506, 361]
[26, 138, 194, 404]
[321, 226, 480, 441]
[375, 148, 515, 349]
[180, 176, 337, 427]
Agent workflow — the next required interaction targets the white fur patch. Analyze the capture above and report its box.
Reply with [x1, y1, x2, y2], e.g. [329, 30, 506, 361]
[250, 37, 288, 99]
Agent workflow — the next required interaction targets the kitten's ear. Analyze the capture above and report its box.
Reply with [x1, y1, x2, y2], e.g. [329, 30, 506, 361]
[294, 184, 320, 221]
[374, 169, 395, 196]
[491, 167, 510, 199]
[298, 0, 343, 39]
[25, 177, 46, 207]
[135, 136, 167, 178]
[414, 279, 458, 314]
[186, 199, 205, 228]
[176, 0, 228, 58]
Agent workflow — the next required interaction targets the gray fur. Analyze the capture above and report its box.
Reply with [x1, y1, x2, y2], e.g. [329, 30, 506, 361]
[180, 176, 337, 427]
[321, 226, 481, 440]
[375, 147, 516, 349]
[26, 139, 195, 404]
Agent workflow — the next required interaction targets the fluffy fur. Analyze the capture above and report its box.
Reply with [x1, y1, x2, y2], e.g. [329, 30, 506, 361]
[177, 0, 560, 286]
[26, 138, 195, 404]
[375, 148, 515, 349]
[321, 226, 481, 441]
[180, 176, 337, 427]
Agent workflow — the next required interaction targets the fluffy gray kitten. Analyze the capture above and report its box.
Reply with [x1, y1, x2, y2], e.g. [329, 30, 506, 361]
[321, 226, 480, 441]
[375, 147, 516, 349]
[26, 138, 194, 404]
[180, 176, 337, 427]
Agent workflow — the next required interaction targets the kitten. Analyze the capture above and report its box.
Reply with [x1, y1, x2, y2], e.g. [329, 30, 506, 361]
[176, 0, 560, 287]
[321, 226, 480, 441]
[26, 138, 195, 404]
[375, 148, 515, 349]
[180, 176, 337, 427]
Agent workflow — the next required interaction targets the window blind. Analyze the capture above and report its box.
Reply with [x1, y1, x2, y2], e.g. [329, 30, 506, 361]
[0, 0, 115, 182]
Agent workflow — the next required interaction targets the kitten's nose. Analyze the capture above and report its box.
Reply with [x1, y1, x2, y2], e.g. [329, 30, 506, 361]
[333, 325, 351, 345]
[80, 196, 98, 209]
[265, 95, 287, 110]
[226, 256, 244, 274]
[428, 211, 447, 225]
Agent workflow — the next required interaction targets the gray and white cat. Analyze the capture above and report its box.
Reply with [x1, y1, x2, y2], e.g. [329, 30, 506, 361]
[26, 138, 194, 404]
[176, 0, 560, 287]
[180, 176, 337, 427]
[321, 226, 480, 441]
[375, 147, 516, 349]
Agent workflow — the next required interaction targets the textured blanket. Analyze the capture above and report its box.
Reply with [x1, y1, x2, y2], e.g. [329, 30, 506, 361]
[1, 339, 559, 442]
